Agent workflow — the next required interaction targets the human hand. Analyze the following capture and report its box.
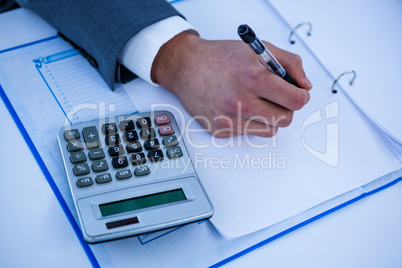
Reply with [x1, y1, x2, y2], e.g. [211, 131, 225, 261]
[151, 31, 312, 138]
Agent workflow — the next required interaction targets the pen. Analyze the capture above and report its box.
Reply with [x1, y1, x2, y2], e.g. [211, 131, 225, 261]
[237, 24, 297, 86]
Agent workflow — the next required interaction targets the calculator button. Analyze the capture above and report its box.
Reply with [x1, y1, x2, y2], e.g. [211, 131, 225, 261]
[166, 146, 183, 159]
[116, 169, 132, 180]
[158, 124, 175, 136]
[92, 160, 109, 172]
[67, 140, 84, 152]
[73, 163, 90, 176]
[82, 126, 101, 149]
[136, 117, 152, 129]
[123, 130, 139, 142]
[144, 139, 160, 150]
[88, 148, 105, 160]
[105, 133, 120, 146]
[134, 166, 150, 176]
[112, 156, 128, 168]
[70, 151, 87, 164]
[126, 141, 142, 153]
[102, 123, 117, 134]
[76, 177, 93, 187]
[130, 153, 146, 165]
[119, 120, 135, 131]
[64, 129, 80, 141]
[162, 135, 179, 147]
[108, 145, 124, 157]
[95, 173, 112, 184]
[147, 150, 164, 162]
[140, 128, 156, 139]
[154, 114, 170, 126]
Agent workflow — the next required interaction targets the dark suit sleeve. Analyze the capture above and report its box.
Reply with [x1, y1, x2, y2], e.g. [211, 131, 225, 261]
[15, 0, 183, 89]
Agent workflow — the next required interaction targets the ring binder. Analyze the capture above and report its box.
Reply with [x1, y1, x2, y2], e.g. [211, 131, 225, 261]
[289, 22, 312, 44]
[331, 70, 356, 93]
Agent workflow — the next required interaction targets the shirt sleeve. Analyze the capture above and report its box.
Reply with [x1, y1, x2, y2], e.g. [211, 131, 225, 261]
[118, 16, 198, 85]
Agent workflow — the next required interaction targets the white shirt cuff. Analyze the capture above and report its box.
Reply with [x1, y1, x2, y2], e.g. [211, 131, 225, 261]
[118, 16, 197, 85]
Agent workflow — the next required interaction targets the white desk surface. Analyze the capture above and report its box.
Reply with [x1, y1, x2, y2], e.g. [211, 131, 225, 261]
[1, 75, 402, 268]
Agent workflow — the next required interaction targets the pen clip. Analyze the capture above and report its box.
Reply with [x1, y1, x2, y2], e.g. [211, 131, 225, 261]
[331, 70, 357, 93]
[289, 22, 312, 45]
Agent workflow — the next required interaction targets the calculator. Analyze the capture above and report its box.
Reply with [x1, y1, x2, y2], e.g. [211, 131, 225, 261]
[57, 111, 214, 243]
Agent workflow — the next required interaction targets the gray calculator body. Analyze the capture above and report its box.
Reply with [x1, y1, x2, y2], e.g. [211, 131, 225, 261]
[57, 111, 213, 243]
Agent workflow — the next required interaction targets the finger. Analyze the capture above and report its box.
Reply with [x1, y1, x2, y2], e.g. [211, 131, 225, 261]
[250, 71, 310, 111]
[237, 98, 295, 127]
[211, 130, 242, 138]
[263, 41, 312, 90]
[212, 119, 278, 138]
[236, 119, 279, 137]
[211, 114, 279, 138]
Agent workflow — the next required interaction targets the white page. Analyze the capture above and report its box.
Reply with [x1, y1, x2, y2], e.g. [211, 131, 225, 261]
[123, 0, 402, 238]
[269, 0, 402, 144]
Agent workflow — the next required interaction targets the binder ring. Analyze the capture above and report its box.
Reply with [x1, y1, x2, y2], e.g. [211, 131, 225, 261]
[331, 70, 356, 93]
[289, 22, 312, 44]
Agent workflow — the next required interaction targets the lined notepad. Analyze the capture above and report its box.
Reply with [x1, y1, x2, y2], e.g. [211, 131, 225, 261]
[33, 41, 137, 124]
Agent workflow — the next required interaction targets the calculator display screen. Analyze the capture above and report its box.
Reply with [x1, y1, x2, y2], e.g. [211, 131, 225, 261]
[99, 189, 186, 217]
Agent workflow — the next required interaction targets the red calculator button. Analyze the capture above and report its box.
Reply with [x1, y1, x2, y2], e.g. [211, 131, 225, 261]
[158, 124, 175, 136]
[154, 114, 170, 126]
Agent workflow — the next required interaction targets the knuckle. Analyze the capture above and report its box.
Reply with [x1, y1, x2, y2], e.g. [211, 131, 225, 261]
[289, 91, 308, 110]
[276, 111, 294, 127]
[213, 131, 230, 138]
[270, 127, 279, 137]
[259, 126, 278, 138]
[239, 101, 253, 116]
[290, 53, 303, 66]
[223, 95, 239, 114]
[214, 117, 233, 130]
[238, 67, 260, 89]
[258, 131, 273, 138]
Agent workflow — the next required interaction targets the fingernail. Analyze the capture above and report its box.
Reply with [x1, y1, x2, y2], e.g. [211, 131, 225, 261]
[305, 91, 310, 103]
[304, 77, 312, 89]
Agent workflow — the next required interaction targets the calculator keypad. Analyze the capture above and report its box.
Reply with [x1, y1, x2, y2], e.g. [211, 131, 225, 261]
[61, 112, 185, 189]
